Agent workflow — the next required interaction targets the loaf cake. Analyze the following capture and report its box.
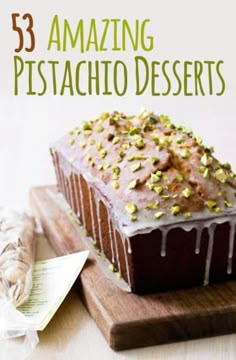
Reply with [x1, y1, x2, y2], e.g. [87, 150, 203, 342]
[50, 111, 236, 293]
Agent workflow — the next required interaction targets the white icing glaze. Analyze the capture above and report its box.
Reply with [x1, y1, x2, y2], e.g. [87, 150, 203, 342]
[195, 225, 203, 255]
[120, 233, 131, 287]
[204, 224, 216, 286]
[112, 227, 121, 273]
[77, 174, 86, 226]
[94, 196, 104, 253]
[107, 216, 115, 263]
[127, 237, 132, 254]
[71, 173, 81, 218]
[160, 228, 168, 257]
[88, 185, 96, 241]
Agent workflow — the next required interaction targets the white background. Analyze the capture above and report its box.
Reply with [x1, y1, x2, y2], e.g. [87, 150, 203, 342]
[0, 1, 236, 359]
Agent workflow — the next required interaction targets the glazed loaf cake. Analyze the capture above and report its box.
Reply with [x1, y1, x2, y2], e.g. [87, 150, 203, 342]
[51, 111, 236, 293]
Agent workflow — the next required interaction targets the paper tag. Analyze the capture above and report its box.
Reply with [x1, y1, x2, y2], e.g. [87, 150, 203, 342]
[18, 250, 89, 331]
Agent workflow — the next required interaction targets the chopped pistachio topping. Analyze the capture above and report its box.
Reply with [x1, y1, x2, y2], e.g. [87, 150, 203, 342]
[89, 160, 95, 167]
[108, 263, 115, 272]
[128, 154, 147, 161]
[153, 185, 164, 195]
[206, 200, 217, 210]
[159, 137, 171, 146]
[222, 162, 231, 170]
[198, 165, 206, 173]
[215, 168, 228, 183]
[135, 138, 145, 149]
[86, 154, 92, 161]
[155, 170, 163, 178]
[145, 201, 159, 210]
[100, 112, 109, 120]
[195, 136, 203, 146]
[100, 149, 107, 158]
[131, 162, 142, 172]
[103, 162, 111, 170]
[161, 195, 170, 200]
[181, 148, 192, 159]
[176, 137, 185, 144]
[74, 127, 81, 136]
[171, 205, 181, 215]
[97, 164, 103, 171]
[217, 191, 224, 197]
[224, 200, 233, 208]
[69, 138, 75, 145]
[89, 138, 96, 145]
[149, 115, 158, 124]
[125, 203, 138, 214]
[79, 142, 86, 148]
[96, 125, 104, 133]
[129, 127, 138, 136]
[112, 181, 120, 189]
[107, 133, 114, 141]
[182, 187, 192, 198]
[96, 143, 102, 151]
[151, 157, 159, 165]
[130, 215, 137, 222]
[112, 166, 120, 176]
[176, 174, 184, 182]
[154, 211, 164, 219]
[152, 136, 159, 145]
[201, 153, 213, 166]
[128, 179, 139, 189]
[119, 150, 125, 158]
[83, 129, 92, 135]
[82, 121, 91, 131]
[112, 136, 120, 144]
[184, 211, 192, 219]
[203, 168, 210, 179]
[160, 114, 171, 125]
[150, 173, 161, 183]
[122, 143, 130, 150]
[68, 129, 74, 135]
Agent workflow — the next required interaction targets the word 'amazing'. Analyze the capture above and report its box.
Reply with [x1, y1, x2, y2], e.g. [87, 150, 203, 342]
[47, 16, 154, 52]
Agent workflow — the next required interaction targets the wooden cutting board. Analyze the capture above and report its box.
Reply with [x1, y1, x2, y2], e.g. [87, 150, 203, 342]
[30, 185, 236, 351]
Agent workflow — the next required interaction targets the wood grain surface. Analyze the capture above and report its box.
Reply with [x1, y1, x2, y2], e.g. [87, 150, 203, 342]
[30, 185, 236, 351]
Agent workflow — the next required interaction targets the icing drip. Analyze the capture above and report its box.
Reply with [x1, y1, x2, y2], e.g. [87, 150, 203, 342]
[108, 216, 115, 263]
[203, 223, 216, 286]
[95, 197, 104, 253]
[160, 228, 168, 257]
[53, 152, 61, 188]
[71, 173, 80, 217]
[127, 237, 132, 254]
[56, 156, 67, 199]
[227, 219, 236, 274]
[120, 233, 131, 287]
[68, 174, 76, 213]
[195, 225, 203, 255]
[113, 228, 121, 273]
[61, 171, 69, 204]
[88, 185, 96, 241]
[77, 174, 86, 226]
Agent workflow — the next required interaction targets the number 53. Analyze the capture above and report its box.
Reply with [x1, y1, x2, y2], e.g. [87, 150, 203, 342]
[12, 13, 35, 52]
